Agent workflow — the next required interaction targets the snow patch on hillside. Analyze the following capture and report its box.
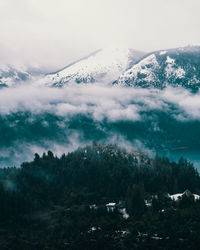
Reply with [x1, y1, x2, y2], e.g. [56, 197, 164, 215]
[0, 65, 31, 87]
[165, 56, 185, 79]
[166, 56, 175, 64]
[118, 54, 160, 86]
[160, 51, 167, 55]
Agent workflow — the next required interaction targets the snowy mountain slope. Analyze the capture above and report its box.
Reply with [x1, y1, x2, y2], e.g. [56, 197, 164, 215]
[0, 65, 32, 87]
[116, 46, 200, 91]
[41, 48, 145, 87]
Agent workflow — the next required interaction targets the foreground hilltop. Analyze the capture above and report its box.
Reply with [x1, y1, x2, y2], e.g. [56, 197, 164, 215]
[0, 144, 200, 249]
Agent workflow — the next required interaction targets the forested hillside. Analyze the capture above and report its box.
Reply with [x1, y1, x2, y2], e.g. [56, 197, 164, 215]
[0, 144, 200, 249]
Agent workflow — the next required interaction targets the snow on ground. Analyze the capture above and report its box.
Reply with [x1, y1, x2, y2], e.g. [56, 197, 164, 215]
[119, 208, 129, 219]
[0, 66, 31, 87]
[175, 67, 185, 78]
[160, 51, 167, 55]
[169, 193, 183, 201]
[169, 192, 200, 201]
[166, 56, 175, 64]
[165, 56, 185, 79]
[118, 54, 160, 85]
[41, 48, 136, 86]
[165, 56, 176, 78]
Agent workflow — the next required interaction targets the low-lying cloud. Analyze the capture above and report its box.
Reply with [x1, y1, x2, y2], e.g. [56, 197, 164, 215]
[0, 84, 199, 122]
[0, 83, 200, 168]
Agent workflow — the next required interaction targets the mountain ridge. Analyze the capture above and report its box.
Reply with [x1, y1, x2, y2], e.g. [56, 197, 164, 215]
[46, 49, 102, 75]
[40, 48, 145, 87]
[1, 45, 200, 91]
[116, 45, 200, 91]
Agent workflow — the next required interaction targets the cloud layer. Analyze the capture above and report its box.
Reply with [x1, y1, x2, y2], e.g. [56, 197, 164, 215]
[0, 83, 200, 168]
[0, 84, 199, 122]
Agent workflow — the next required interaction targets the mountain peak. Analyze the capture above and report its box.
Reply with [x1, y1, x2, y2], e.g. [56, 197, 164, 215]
[40, 48, 145, 87]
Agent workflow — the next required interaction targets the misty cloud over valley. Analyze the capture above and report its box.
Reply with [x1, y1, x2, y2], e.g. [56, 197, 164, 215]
[1, 81, 200, 168]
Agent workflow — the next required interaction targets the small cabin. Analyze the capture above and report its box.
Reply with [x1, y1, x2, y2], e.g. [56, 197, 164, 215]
[170, 189, 200, 201]
[106, 202, 116, 212]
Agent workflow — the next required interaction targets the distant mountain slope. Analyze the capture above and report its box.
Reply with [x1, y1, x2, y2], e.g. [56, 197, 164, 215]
[116, 46, 200, 91]
[0, 65, 32, 87]
[41, 48, 145, 87]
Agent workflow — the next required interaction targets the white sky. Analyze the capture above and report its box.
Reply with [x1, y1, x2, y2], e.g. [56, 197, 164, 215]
[0, 0, 199, 71]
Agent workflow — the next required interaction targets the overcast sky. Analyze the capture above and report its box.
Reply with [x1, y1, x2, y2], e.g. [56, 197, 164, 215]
[0, 0, 199, 71]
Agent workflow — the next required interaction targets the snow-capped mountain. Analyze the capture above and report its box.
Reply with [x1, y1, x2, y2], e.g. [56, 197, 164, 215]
[41, 48, 145, 87]
[116, 46, 200, 91]
[0, 65, 32, 87]
[2, 46, 200, 90]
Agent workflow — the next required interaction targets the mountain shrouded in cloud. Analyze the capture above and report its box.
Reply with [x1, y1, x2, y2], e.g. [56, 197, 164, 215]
[0, 65, 32, 88]
[0, 64, 46, 88]
[0, 46, 200, 169]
